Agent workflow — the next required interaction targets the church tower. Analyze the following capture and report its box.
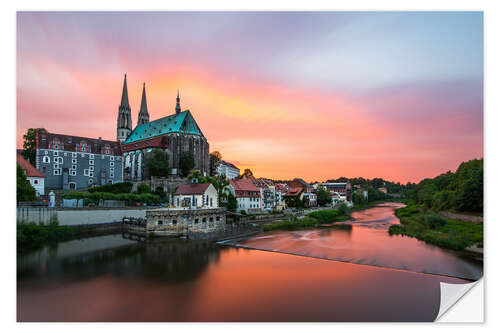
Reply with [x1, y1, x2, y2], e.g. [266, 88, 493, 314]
[117, 74, 132, 142]
[175, 90, 181, 115]
[137, 82, 150, 126]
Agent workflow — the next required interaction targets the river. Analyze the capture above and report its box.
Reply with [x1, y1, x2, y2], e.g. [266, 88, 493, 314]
[17, 203, 482, 322]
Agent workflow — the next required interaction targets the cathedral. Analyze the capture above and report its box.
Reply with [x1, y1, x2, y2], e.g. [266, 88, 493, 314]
[117, 74, 210, 180]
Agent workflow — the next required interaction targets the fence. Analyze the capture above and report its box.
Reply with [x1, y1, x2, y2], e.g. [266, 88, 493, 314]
[17, 207, 57, 224]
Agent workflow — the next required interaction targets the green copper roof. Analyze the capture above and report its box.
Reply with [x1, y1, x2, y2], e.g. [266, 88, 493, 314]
[124, 110, 204, 144]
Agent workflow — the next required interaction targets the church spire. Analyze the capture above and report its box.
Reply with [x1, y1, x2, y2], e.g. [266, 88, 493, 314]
[175, 89, 181, 115]
[120, 73, 130, 108]
[137, 82, 150, 126]
[117, 73, 132, 142]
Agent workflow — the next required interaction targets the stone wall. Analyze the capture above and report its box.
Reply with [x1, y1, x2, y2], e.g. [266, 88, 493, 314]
[146, 208, 226, 236]
[56, 208, 147, 226]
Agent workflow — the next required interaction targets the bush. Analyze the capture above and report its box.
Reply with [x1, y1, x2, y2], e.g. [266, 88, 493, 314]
[136, 183, 151, 194]
[308, 209, 340, 223]
[88, 182, 133, 194]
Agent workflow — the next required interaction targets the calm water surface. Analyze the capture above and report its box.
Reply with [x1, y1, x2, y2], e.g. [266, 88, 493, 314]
[17, 203, 480, 322]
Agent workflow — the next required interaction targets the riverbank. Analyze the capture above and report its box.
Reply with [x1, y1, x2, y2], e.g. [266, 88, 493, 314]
[388, 205, 483, 252]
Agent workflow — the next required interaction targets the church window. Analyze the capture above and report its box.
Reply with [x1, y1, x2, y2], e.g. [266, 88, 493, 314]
[43, 156, 50, 163]
[44, 150, 48, 155]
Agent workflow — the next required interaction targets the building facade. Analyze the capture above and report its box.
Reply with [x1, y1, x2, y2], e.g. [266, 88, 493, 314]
[17, 153, 45, 196]
[173, 183, 218, 209]
[228, 179, 262, 213]
[35, 130, 123, 190]
[119, 76, 210, 181]
[216, 160, 240, 179]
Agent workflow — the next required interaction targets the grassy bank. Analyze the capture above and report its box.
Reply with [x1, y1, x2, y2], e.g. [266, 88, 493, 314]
[262, 208, 351, 231]
[389, 205, 483, 251]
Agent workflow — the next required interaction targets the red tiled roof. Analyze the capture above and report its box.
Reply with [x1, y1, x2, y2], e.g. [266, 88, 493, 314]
[17, 154, 44, 178]
[36, 130, 122, 156]
[285, 187, 303, 196]
[229, 179, 259, 192]
[175, 183, 211, 195]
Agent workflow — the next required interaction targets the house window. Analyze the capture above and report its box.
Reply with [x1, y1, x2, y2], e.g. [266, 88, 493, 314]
[53, 163, 59, 169]
[102, 155, 105, 159]
[110, 173, 114, 178]
[33, 179, 38, 185]
[42, 166, 46, 173]
[84, 169, 90, 176]
[110, 156, 115, 161]
[107, 180, 113, 184]
[89, 166, 94, 171]
[72, 152, 77, 158]
[117, 157, 121, 161]
[70, 170, 76, 176]
[89, 160, 94, 165]
[90, 154, 94, 159]
[210, 197, 213, 207]
[64, 152, 67, 157]
[54, 151, 58, 156]
[44, 151, 48, 155]
[89, 179, 93, 184]
[110, 161, 114, 167]
[53, 169, 61, 175]
[216, 216, 220, 221]
[172, 220, 177, 226]
[81, 153, 85, 158]
[209, 217, 213, 222]
[158, 220, 163, 225]
[72, 159, 77, 164]
[71, 165, 77, 170]
[56, 157, 63, 163]
[89, 172, 94, 177]
[202, 218, 207, 222]
[195, 218, 199, 224]
[69, 182, 76, 189]
[43, 156, 50, 163]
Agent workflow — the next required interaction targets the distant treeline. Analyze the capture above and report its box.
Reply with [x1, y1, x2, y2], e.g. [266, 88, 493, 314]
[407, 158, 483, 213]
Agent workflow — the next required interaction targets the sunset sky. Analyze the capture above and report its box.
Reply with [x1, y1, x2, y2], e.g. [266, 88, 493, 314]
[16, 12, 483, 183]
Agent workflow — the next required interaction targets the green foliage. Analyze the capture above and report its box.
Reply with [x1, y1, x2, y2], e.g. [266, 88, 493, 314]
[408, 159, 483, 213]
[88, 182, 133, 194]
[307, 209, 349, 223]
[136, 183, 151, 194]
[146, 149, 170, 177]
[209, 151, 222, 176]
[187, 170, 230, 206]
[316, 186, 332, 206]
[179, 151, 195, 177]
[285, 195, 303, 208]
[62, 191, 161, 204]
[22, 128, 46, 166]
[222, 193, 237, 212]
[242, 168, 253, 177]
[17, 164, 36, 202]
[390, 204, 483, 251]
[17, 220, 76, 251]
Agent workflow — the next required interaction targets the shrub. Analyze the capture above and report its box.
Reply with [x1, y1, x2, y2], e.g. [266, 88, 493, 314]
[308, 209, 340, 223]
[88, 182, 133, 194]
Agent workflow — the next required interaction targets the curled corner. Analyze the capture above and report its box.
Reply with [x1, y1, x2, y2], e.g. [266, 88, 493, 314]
[436, 280, 481, 321]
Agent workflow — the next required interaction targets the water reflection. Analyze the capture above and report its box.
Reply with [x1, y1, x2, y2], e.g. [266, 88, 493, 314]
[17, 204, 477, 322]
[18, 235, 225, 283]
[227, 203, 483, 280]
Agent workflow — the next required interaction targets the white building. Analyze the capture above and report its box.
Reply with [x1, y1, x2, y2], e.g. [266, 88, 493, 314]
[228, 179, 261, 213]
[173, 183, 218, 209]
[17, 153, 45, 196]
[216, 160, 240, 179]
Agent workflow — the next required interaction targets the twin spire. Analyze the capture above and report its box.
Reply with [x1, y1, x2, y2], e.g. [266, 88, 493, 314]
[119, 73, 182, 127]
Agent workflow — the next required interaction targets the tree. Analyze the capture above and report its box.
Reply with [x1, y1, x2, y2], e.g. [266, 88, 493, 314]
[136, 183, 151, 194]
[209, 151, 222, 176]
[316, 186, 332, 206]
[187, 170, 230, 206]
[17, 164, 36, 202]
[179, 151, 195, 177]
[242, 168, 253, 177]
[22, 128, 46, 166]
[146, 149, 170, 177]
